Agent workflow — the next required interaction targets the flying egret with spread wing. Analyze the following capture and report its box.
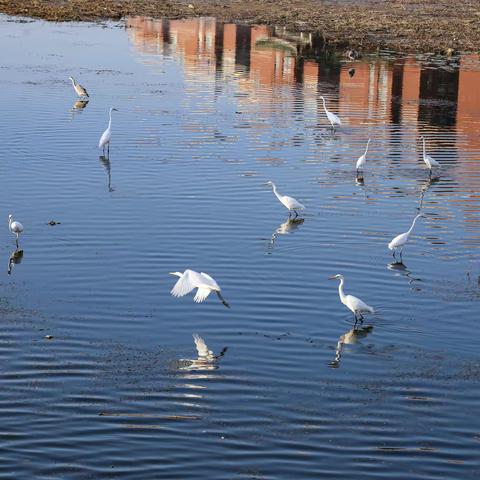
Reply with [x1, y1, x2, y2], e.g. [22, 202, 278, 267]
[169, 269, 230, 308]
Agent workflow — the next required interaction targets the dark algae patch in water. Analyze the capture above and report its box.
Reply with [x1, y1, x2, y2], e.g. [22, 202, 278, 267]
[1, 0, 480, 54]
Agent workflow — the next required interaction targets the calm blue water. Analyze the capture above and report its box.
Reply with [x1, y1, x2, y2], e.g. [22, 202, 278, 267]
[0, 15, 479, 479]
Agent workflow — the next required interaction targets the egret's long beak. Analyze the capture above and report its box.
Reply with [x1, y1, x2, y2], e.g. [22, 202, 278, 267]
[113, 108, 119, 111]
[328, 276, 337, 280]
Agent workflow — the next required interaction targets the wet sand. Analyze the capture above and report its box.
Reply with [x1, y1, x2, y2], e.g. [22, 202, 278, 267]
[0, 0, 479, 54]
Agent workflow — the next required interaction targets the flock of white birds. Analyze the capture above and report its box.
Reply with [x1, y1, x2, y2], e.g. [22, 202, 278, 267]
[6, 76, 442, 362]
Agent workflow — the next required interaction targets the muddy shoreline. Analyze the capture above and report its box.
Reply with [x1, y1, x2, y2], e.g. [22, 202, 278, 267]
[1, 0, 479, 54]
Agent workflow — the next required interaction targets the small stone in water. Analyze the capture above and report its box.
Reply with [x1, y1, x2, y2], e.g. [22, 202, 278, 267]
[48, 220, 61, 226]
[45, 335, 54, 340]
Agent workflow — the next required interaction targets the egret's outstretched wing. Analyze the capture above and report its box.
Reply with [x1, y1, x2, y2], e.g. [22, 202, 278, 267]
[171, 269, 201, 297]
[194, 287, 212, 303]
[193, 334, 213, 358]
[199, 272, 220, 289]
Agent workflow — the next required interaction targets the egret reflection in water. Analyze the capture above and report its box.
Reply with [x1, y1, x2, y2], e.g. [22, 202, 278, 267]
[330, 325, 374, 368]
[99, 155, 114, 192]
[387, 261, 422, 290]
[268, 217, 305, 251]
[7, 248, 23, 275]
[417, 175, 440, 210]
[178, 334, 227, 371]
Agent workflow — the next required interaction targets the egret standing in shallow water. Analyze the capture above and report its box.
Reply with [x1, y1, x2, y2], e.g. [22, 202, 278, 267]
[319, 96, 342, 130]
[68, 76, 89, 98]
[388, 214, 423, 263]
[99, 107, 118, 156]
[266, 181, 305, 218]
[169, 269, 230, 308]
[8, 214, 24, 249]
[419, 136, 440, 175]
[356, 139, 371, 175]
[329, 274, 375, 325]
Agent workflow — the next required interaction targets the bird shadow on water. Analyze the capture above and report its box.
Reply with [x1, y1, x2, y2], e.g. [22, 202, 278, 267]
[99, 155, 114, 192]
[267, 217, 305, 253]
[7, 248, 23, 275]
[329, 325, 374, 368]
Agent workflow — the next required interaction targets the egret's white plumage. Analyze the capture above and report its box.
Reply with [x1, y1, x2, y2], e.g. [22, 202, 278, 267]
[99, 107, 118, 154]
[319, 96, 342, 129]
[169, 269, 230, 307]
[420, 136, 440, 171]
[8, 214, 24, 248]
[388, 214, 423, 262]
[266, 181, 304, 218]
[356, 139, 371, 172]
[329, 274, 374, 324]
[69, 76, 89, 98]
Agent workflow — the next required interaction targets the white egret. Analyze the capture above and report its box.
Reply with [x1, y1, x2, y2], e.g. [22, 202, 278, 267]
[68, 76, 89, 98]
[356, 139, 371, 174]
[98, 107, 118, 155]
[169, 269, 230, 308]
[419, 136, 440, 174]
[266, 181, 305, 218]
[388, 214, 423, 263]
[319, 96, 342, 129]
[8, 214, 24, 249]
[329, 274, 375, 325]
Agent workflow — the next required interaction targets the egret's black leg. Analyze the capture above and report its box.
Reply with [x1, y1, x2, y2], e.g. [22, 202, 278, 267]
[293, 210, 298, 219]
[216, 291, 230, 309]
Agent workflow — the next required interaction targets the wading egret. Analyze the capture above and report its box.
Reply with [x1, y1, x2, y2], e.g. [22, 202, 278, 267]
[68, 76, 89, 98]
[388, 214, 423, 262]
[329, 274, 375, 325]
[356, 139, 371, 174]
[319, 96, 342, 129]
[99, 107, 118, 155]
[266, 181, 305, 218]
[169, 269, 230, 308]
[419, 136, 440, 174]
[8, 214, 24, 248]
